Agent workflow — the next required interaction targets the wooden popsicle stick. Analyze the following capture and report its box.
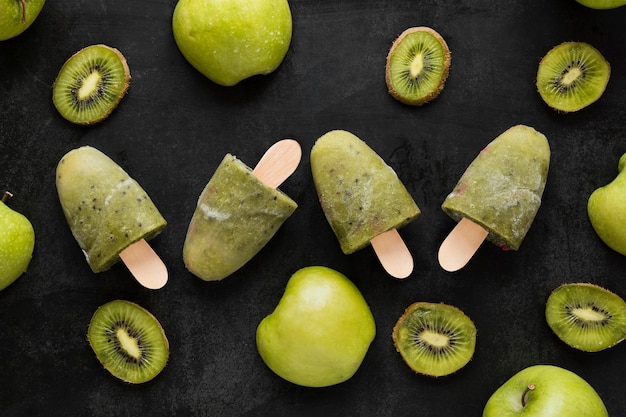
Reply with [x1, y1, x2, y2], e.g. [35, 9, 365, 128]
[370, 229, 413, 279]
[252, 139, 302, 188]
[438, 217, 488, 272]
[120, 238, 168, 290]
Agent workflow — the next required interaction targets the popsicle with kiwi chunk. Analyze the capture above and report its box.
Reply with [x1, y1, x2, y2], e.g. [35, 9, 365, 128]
[310, 130, 420, 272]
[56, 146, 167, 274]
[439, 125, 550, 270]
[183, 147, 299, 281]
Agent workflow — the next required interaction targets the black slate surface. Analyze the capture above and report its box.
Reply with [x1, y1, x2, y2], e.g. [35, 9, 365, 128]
[1, 0, 626, 415]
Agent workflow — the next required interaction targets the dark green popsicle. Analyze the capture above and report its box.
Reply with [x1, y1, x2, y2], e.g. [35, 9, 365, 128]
[183, 154, 298, 281]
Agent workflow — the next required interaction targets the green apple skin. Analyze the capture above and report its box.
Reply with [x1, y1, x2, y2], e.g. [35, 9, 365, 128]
[172, 0, 292, 86]
[0, 0, 46, 41]
[575, 0, 626, 9]
[483, 365, 608, 417]
[256, 266, 376, 387]
[588, 152, 626, 255]
[0, 195, 35, 290]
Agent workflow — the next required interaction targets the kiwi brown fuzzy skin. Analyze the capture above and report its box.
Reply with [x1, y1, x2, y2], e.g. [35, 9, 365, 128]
[385, 26, 451, 106]
[52, 44, 131, 125]
[88, 300, 169, 384]
[392, 301, 476, 377]
[545, 283, 626, 352]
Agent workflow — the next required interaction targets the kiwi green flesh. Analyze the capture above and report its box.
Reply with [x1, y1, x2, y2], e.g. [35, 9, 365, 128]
[546, 283, 626, 352]
[53, 44, 130, 125]
[392, 302, 476, 377]
[385, 27, 451, 106]
[88, 300, 169, 383]
[536, 42, 610, 113]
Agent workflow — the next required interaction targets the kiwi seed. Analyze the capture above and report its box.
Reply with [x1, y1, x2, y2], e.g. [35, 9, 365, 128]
[545, 282, 626, 352]
[385, 26, 451, 106]
[88, 300, 169, 383]
[536, 42, 610, 113]
[52, 44, 131, 125]
[392, 302, 476, 377]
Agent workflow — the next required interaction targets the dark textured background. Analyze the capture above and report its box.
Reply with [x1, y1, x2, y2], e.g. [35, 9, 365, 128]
[1, 0, 625, 415]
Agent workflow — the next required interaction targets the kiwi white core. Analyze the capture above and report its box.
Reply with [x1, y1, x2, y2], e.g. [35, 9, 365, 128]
[410, 55, 425, 79]
[421, 330, 449, 348]
[78, 72, 101, 100]
[117, 328, 142, 359]
[571, 306, 608, 324]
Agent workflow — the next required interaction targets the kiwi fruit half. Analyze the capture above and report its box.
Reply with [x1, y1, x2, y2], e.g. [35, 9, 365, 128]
[545, 283, 626, 352]
[536, 42, 610, 113]
[385, 26, 451, 106]
[52, 44, 131, 125]
[392, 302, 476, 377]
[88, 300, 169, 383]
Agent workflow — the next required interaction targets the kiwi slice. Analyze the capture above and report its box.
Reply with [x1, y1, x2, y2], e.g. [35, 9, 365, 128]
[545, 283, 626, 352]
[52, 44, 131, 125]
[385, 26, 451, 106]
[392, 302, 476, 377]
[88, 300, 169, 383]
[536, 42, 610, 113]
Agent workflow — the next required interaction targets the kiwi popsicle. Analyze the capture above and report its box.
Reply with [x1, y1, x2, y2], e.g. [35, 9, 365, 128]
[183, 143, 299, 281]
[439, 125, 550, 269]
[311, 130, 420, 277]
[56, 146, 167, 274]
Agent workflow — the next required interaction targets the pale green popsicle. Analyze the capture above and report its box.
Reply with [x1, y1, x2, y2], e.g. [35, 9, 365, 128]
[183, 154, 298, 281]
[56, 146, 167, 273]
[311, 130, 420, 255]
[441, 124, 550, 250]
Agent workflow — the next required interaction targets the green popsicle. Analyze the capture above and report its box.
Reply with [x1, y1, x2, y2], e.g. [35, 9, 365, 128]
[311, 130, 420, 256]
[441, 124, 550, 251]
[183, 152, 298, 281]
[56, 146, 167, 273]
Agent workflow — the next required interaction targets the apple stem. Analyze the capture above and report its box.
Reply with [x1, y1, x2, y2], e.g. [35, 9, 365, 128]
[2, 191, 13, 203]
[522, 384, 536, 408]
[20, 0, 27, 24]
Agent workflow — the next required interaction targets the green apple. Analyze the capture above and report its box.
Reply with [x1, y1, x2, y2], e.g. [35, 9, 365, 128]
[256, 266, 376, 387]
[0, 192, 35, 290]
[483, 365, 608, 417]
[575, 0, 626, 9]
[588, 152, 626, 255]
[0, 0, 46, 41]
[171, 0, 292, 86]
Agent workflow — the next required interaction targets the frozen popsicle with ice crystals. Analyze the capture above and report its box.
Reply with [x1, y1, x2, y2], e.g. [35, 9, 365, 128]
[439, 124, 550, 271]
[183, 141, 300, 281]
[56, 146, 167, 278]
[311, 130, 420, 278]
